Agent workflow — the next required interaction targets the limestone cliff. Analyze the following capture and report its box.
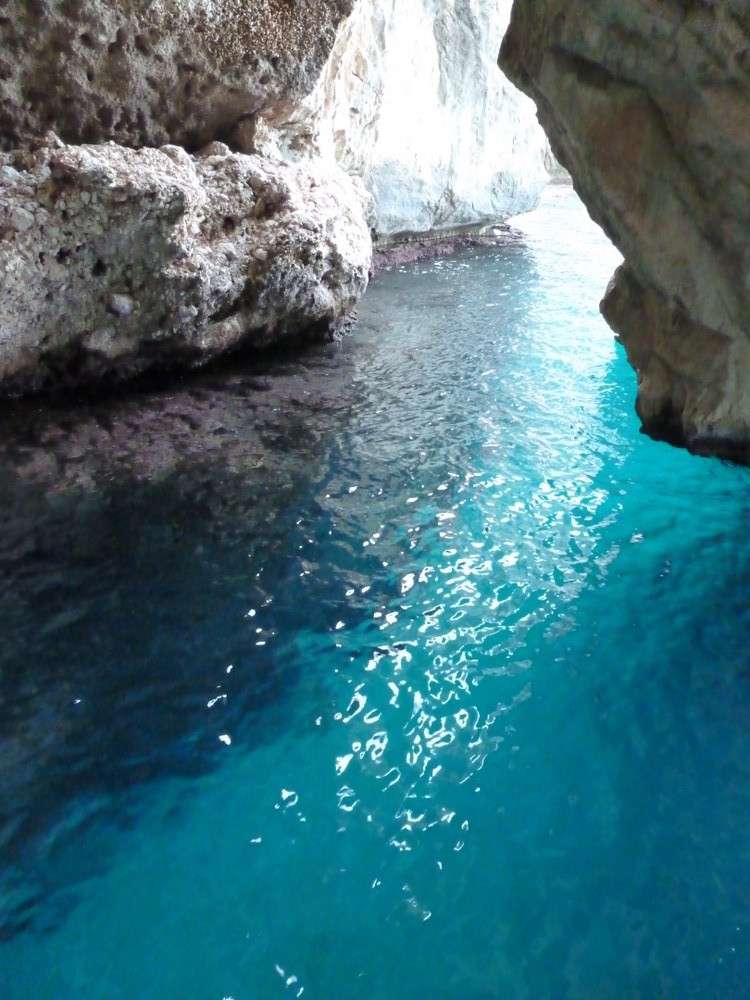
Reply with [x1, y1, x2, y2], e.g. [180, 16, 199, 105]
[294, 0, 549, 238]
[500, 0, 750, 459]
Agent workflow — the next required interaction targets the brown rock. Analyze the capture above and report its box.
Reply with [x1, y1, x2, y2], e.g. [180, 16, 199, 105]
[500, 0, 750, 458]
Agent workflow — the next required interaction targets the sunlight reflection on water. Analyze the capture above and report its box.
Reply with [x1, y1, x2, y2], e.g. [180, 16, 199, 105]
[2, 187, 750, 1000]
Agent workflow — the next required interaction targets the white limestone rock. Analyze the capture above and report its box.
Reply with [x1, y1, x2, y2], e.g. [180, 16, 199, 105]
[0, 138, 371, 394]
[299, 0, 549, 238]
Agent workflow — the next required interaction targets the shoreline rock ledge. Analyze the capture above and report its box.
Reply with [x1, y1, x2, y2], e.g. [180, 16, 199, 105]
[0, 0, 550, 399]
[500, 0, 750, 461]
[1, 138, 370, 394]
[0, 0, 370, 396]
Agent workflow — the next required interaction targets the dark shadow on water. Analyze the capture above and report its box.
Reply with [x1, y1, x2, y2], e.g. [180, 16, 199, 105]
[0, 239, 552, 941]
[0, 450, 373, 938]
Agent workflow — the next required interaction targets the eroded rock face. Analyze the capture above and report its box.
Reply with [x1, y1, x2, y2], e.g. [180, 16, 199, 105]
[0, 138, 370, 394]
[0, 0, 376, 395]
[0, 0, 353, 151]
[500, 1, 750, 457]
[0, 0, 551, 396]
[301, 0, 549, 238]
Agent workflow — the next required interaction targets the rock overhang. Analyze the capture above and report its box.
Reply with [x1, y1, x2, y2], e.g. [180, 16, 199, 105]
[500, 0, 750, 460]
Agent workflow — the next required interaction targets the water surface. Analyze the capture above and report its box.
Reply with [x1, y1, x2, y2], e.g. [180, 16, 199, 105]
[1, 185, 749, 999]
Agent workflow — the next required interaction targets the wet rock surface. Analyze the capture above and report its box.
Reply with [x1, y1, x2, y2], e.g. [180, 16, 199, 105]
[370, 225, 523, 272]
[500, 0, 750, 458]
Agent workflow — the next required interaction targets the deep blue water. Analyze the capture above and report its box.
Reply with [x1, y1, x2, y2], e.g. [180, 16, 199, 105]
[2, 185, 750, 999]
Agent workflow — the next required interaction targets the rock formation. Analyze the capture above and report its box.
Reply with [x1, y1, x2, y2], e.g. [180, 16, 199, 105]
[295, 0, 549, 239]
[0, 137, 370, 393]
[0, 0, 552, 395]
[0, 0, 371, 394]
[500, 1, 750, 458]
[0, 0, 354, 152]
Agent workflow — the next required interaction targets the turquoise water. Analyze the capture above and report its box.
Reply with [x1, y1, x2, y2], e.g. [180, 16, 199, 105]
[2, 185, 750, 998]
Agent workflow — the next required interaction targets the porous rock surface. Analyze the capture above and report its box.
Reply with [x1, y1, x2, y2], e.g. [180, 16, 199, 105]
[297, 0, 549, 238]
[501, 0, 750, 458]
[0, 137, 371, 393]
[0, 0, 376, 394]
[0, 0, 353, 151]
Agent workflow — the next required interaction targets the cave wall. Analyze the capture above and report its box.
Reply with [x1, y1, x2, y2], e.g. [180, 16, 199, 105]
[500, 0, 750, 458]
[0, 0, 354, 151]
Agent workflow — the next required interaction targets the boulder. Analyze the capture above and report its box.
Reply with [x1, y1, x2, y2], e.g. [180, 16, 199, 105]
[0, 137, 371, 394]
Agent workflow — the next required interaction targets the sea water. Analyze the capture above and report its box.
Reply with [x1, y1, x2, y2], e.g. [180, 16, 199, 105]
[1, 185, 749, 999]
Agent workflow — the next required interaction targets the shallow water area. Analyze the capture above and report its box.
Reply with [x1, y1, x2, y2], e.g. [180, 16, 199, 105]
[1, 185, 750, 999]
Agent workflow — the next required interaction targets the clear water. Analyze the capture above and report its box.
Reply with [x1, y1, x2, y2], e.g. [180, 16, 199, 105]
[2, 185, 750, 999]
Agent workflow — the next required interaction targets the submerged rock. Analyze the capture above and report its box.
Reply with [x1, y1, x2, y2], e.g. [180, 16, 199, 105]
[0, 138, 370, 394]
[500, 1, 750, 458]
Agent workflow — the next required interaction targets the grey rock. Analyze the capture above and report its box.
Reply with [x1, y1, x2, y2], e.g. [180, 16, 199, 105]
[0, 0, 354, 151]
[0, 138, 371, 394]
[267, 0, 549, 238]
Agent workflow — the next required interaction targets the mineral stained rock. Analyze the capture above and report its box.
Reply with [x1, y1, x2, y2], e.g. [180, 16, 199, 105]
[0, 138, 371, 394]
[0, 0, 353, 151]
[500, 0, 750, 457]
[291, 0, 549, 238]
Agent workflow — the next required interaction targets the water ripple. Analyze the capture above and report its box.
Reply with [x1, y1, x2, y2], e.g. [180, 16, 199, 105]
[3, 187, 750, 1000]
